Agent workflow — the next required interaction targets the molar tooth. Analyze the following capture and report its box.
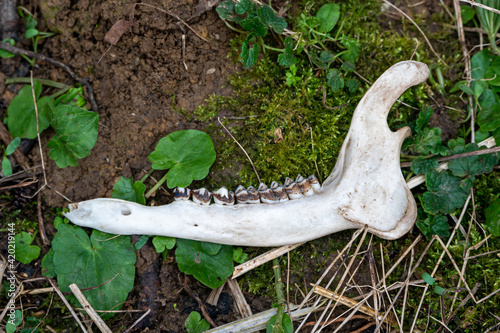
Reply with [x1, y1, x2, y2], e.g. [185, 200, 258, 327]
[192, 188, 212, 206]
[235, 185, 260, 204]
[285, 180, 304, 200]
[270, 181, 288, 202]
[295, 174, 305, 183]
[258, 183, 280, 204]
[308, 175, 321, 193]
[173, 187, 191, 201]
[297, 176, 314, 197]
[212, 187, 235, 206]
[284, 177, 293, 187]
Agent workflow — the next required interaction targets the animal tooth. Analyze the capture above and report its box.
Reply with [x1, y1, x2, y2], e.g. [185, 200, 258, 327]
[308, 175, 321, 193]
[296, 175, 314, 197]
[270, 181, 289, 202]
[285, 178, 304, 200]
[258, 183, 280, 204]
[212, 187, 235, 206]
[235, 185, 260, 204]
[192, 188, 212, 205]
[173, 187, 191, 201]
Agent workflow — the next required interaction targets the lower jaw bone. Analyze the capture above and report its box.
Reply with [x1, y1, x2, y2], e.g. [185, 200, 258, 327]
[65, 61, 429, 247]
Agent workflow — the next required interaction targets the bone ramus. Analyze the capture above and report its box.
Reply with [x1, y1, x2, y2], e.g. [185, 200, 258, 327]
[65, 61, 429, 247]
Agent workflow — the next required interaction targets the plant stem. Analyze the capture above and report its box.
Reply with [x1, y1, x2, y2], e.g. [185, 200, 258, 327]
[6, 77, 70, 89]
[270, 257, 286, 333]
[145, 172, 169, 198]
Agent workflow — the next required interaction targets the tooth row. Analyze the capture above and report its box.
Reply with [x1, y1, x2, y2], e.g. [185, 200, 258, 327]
[173, 175, 321, 206]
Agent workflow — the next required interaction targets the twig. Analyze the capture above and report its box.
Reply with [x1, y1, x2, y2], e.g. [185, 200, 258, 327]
[30, 71, 48, 194]
[400, 146, 500, 168]
[37, 191, 49, 245]
[316, 86, 349, 110]
[123, 309, 152, 333]
[460, 0, 500, 15]
[69, 283, 113, 333]
[382, 0, 448, 66]
[218, 117, 261, 184]
[0, 179, 38, 191]
[303, 314, 371, 327]
[47, 279, 89, 333]
[227, 279, 253, 318]
[0, 42, 99, 111]
[181, 275, 217, 328]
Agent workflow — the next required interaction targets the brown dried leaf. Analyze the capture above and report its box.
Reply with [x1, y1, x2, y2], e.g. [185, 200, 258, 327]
[274, 128, 283, 143]
[104, 19, 132, 45]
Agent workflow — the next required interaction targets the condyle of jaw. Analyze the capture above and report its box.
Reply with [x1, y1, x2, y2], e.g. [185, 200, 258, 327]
[65, 61, 429, 247]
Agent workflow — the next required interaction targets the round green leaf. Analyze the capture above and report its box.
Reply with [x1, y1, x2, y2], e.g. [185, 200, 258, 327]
[25, 28, 39, 38]
[152, 236, 176, 252]
[111, 176, 146, 205]
[185, 311, 210, 333]
[315, 4, 340, 33]
[148, 130, 216, 188]
[176, 239, 233, 289]
[51, 224, 136, 318]
[15, 232, 41, 264]
[266, 313, 293, 333]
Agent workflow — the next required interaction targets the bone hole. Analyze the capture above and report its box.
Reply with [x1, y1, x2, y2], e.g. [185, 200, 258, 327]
[121, 209, 132, 216]
[194, 224, 198, 227]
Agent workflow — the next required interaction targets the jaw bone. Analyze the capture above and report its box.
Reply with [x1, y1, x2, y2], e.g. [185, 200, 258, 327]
[65, 61, 429, 247]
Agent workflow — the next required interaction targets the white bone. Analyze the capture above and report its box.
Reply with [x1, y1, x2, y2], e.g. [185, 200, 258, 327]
[64, 61, 428, 247]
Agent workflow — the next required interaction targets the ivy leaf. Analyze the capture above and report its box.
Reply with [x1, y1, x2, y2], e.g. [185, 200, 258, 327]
[412, 127, 446, 155]
[47, 105, 99, 168]
[15, 232, 41, 264]
[315, 3, 340, 33]
[216, 0, 241, 23]
[277, 36, 294, 67]
[477, 89, 500, 132]
[485, 198, 500, 236]
[185, 311, 210, 333]
[50, 224, 136, 318]
[7, 81, 52, 139]
[415, 107, 433, 133]
[448, 143, 498, 177]
[340, 36, 360, 63]
[341, 61, 355, 72]
[111, 176, 146, 205]
[320, 51, 334, 63]
[422, 170, 469, 215]
[152, 236, 176, 253]
[176, 239, 233, 289]
[411, 157, 438, 175]
[346, 78, 360, 93]
[233, 247, 249, 264]
[5, 137, 21, 155]
[235, 0, 255, 15]
[327, 69, 344, 92]
[240, 16, 268, 37]
[257, 4, 287, 34]
[416, 214, 450, 239]
[240, 36, 260, 68]
[148, 130, 216, 188]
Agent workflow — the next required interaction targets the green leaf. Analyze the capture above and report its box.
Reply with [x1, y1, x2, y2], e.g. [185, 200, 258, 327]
[448, 142, 498, 177]
[185, 311, 210, 333]
[475, 129, 491, 142]
[134, 235, 150, 250]
[148, 130, 216, 188]
[422, 170, 469, 214]
[51, 224, 136, 317]
[341, 61, 355, 72]
[416, 214, 450, 239]
[434, 285, 446, 295]
[477, 89, 500, 131]
[422, 272, 435, 285]
[458, 83, 474, 96]
[485, 55, 500, 86]
[412, 127, 445, 155]
[235, 0, 255, 15]
[47, 105, 99, 168]
[41, 248, 56, 278]
[315, 3, 340, 33]
[320, 51, 334, 63]
[7, 81, 52, 139]
[485, 198, 500, 236]
[6, 310, 23, 333]
[345, 78, 360, 93]
[266, 313, 293, 333]
[55, 86, 87, 108]
[201, 242, 222, 256]
[111, 176, 146, 205]
[474, 79, 488, 97]
[327, 69, 344, 92]
[340, 36, 360, 63]
[233, 247, 249, 264]
[5, 137, 21, 155]
[152, 236, 176, 252]
[411, 157, 438, 175]
[415, 107, 433, 133]
[25, 28, 39, 38]
[0, 38, 15, 58]
[2, 156, 13, 177]
[494, 127, 500, 145]
[216, 1, 240, 22]
[15, 232, 41, 264]
[53, 216, 69, 229]
[240, 16, 268, 37]
[25, 15, 38, 30]
[277, 37, 294, 67]
[471, 50, 492, 81]
[176, 239, 233, 289]
[241, 38, 260, 68]
[257, 4, 287, 34]
[461, 5, 476, 24]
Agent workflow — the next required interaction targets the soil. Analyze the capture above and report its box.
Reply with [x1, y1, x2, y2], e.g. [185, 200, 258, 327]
[0, 0, 465, 332]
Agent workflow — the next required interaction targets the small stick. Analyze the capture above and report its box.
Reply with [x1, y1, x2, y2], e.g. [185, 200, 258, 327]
[37, 191, 50, 245]
[47, 279, 89, 333]
[316, 86, 349, 110]
[69, 283, 112, 333]
[0, 43, 99, 111]
[227, 278, 253, 318]
[218, 117, 261, 184]
[460, 0, 500, 15]
[0, 179, 38, 191]
[400, 146, 500, 168]
[182, 34, 188, 70]
[232, 242, 304, 279]
[30, 72, 48, 195]
[181, 275, 217, 328]
[206, 283, 225, 306]
[123, 309, 152, 333]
